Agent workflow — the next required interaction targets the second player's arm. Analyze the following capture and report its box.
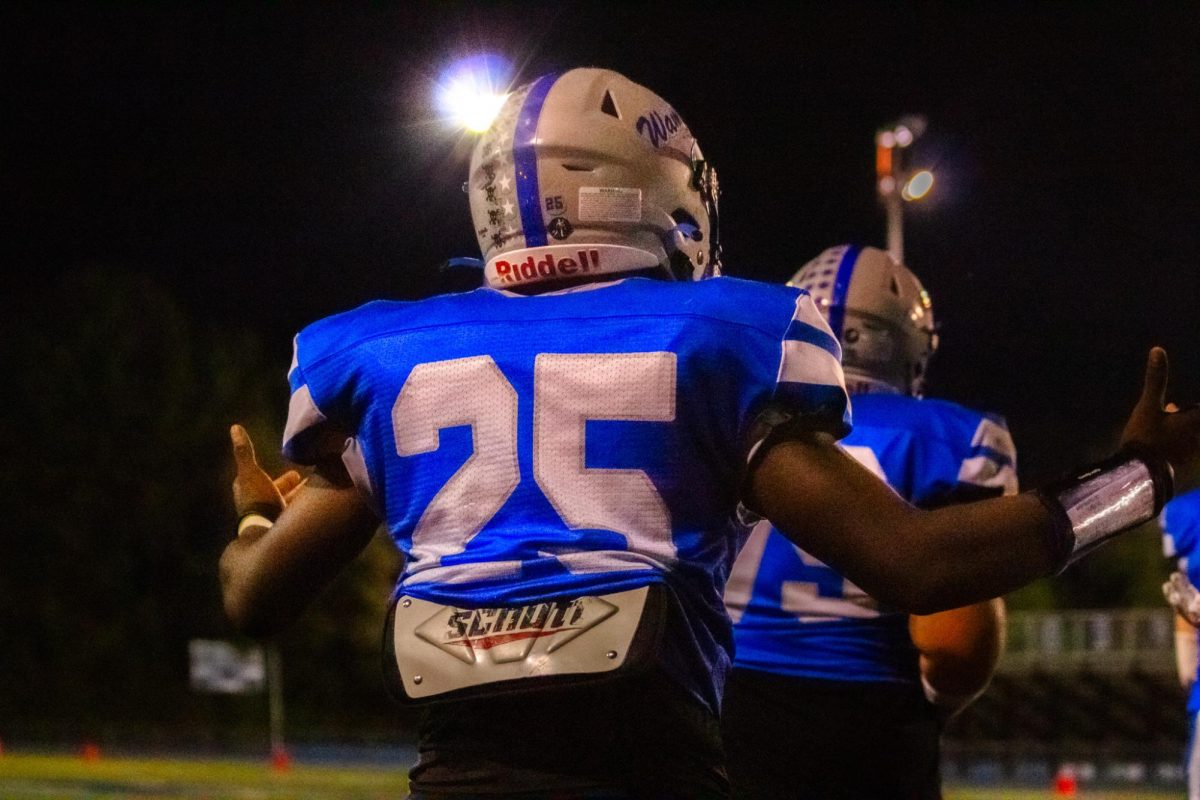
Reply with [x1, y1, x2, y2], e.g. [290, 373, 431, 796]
[748, 432, 1058, 614]
[748, 347, 1197, 614]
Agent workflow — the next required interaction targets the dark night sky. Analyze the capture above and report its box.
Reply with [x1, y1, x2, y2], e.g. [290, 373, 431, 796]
[5, 2, 1198, 482]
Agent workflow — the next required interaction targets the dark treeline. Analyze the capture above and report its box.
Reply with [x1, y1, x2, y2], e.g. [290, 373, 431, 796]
[0, 266, 1168, 745]
[0, 267, 406, 747]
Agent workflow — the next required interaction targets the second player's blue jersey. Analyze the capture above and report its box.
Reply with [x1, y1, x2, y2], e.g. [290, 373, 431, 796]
[726, 392, 1018, 683]
[1163, 489, 1200, 713]
[281, 276, 850, 714]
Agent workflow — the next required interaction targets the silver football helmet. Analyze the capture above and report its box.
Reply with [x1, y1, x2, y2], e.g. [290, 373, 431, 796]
[789, 245, 938, 396]
[468, 68, 721, 291]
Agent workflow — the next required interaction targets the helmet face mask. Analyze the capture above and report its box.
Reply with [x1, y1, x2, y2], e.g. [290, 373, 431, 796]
[790, 245, 937, 397]
[468, 68, 721, 292]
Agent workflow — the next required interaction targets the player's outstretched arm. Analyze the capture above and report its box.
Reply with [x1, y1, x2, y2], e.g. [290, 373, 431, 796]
[748, 428, 1056, 612]
[747, 348, 1200, 614]
[220, 425, 379, 637]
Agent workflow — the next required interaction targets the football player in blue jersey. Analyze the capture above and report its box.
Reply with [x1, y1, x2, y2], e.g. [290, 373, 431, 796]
[219, 67, 1200, 799]
[1162, 489, 1200, 799]
[724, 245, 1010, 799]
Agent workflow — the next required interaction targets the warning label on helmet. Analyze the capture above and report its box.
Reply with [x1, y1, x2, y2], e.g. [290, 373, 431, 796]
[579, 187, 642, 223]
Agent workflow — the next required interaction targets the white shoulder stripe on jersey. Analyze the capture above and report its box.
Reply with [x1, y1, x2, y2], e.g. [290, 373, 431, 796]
[287, 335, 300, 384]
[778, 294, 848, 391]
[957, 456, 1019, 494]
[792, 292, 840, 351]
[282, 383, 327, 451]
[778, 338, 848, 390]
[970, 417, 1017, 462]
[958, 417, 1019, 494]
[1165, 532, 1178, 558]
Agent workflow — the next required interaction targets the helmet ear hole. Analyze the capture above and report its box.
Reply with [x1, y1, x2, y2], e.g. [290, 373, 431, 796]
[671, 209, 703, 241]
[600, 90, 620, 118]
[890, 277, 900, 295]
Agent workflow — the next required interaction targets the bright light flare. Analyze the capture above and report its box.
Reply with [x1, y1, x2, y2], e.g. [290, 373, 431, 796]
[443, 81, 507, 132]
[902, 170, 934, 201]
[435, 55, 512, 133]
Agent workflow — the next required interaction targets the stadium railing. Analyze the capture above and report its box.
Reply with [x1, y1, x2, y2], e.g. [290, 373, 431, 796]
[943, 608, 1186, 790]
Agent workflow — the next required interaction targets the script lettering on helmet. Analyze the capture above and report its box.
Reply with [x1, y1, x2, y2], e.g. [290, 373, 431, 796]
[636, 108, 684, 148]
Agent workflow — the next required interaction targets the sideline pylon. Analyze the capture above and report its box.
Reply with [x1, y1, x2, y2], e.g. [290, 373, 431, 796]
[1053, 764, 1077, 798]
[270, 745, 291, 772]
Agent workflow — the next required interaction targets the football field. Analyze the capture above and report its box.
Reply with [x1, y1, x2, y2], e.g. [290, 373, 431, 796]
[0, 753, 1180, 800]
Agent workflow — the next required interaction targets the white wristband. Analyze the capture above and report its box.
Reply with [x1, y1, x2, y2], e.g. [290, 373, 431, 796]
[237, 513, 275, 536]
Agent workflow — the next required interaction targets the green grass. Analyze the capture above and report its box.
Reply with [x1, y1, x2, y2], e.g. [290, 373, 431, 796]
[946, 791, 1176, 800]
[0, 753, 408, 799]
[0, 753, 1181, 800]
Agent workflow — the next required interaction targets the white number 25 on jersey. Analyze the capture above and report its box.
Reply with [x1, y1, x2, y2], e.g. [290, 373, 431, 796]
[392, 353, 677, 571]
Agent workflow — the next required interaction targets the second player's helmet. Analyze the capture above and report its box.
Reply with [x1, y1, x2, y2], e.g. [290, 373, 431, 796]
[468, 68, 721, 291]
[789, 245, 938, 396]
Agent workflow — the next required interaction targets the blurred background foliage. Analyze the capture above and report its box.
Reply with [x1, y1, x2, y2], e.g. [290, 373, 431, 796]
[0, 267, 405, 747]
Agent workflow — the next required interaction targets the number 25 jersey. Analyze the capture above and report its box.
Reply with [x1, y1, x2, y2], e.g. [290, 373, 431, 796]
[281, 276, 851, 713]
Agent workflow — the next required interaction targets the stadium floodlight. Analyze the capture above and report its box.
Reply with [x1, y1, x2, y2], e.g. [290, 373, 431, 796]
[876, 115, 931, 262]
[436, 54, 512, 133]
[902, 170, 935, 202]
[441, 80, 507, 132]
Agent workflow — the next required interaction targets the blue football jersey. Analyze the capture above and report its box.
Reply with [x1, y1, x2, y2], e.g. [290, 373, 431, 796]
[1163, 489, 1200, 713]
[281, 276, 850, 714]
[726, 392, 1018, 683]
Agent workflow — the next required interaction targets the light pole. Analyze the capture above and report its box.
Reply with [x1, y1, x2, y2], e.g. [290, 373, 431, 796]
[875, 115, 932, 264]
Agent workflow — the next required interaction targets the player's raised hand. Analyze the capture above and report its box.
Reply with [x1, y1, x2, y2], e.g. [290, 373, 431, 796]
[1120, 347, 1200, 471]
[274, 470, 306, 503]
[230, 423, 300, 518]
